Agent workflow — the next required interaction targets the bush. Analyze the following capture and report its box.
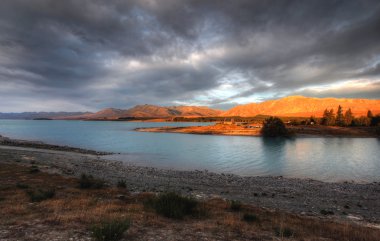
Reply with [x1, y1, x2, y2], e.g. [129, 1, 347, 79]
[242, 213, 258, 223]
[79, 174, 105, 189]
[117, 180, 127, 188]
[320, 209, 334, 215]
[229, 200, 242, 212]
[16, 183, 29, 189]
[29, 165, 40, 173]
[144, 192, 198, 219]
[91, 218, 131, 241]
[274, 226, 294, 238]
[27, 189, 55, 202]
[261, 117, 291, 137]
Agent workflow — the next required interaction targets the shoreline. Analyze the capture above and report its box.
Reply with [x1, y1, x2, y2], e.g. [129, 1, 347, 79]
[0, 140, 379, 224]
[135, 124, 380, 137]
[0, 134, 112, 155]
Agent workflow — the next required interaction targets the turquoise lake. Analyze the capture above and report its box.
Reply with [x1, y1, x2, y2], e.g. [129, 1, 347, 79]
[0, 120, 379, 182]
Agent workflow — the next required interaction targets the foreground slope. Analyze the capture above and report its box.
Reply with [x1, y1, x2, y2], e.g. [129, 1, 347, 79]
[222, 96, 380, 117]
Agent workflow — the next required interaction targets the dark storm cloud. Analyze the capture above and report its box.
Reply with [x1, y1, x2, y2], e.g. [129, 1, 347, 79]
[0, 0, 379, 111]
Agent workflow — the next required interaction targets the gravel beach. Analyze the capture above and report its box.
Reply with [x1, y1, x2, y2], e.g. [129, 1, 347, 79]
[1, 136, 379, 225]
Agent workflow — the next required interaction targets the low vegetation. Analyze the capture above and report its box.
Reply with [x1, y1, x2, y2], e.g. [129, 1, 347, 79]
[91, 218, 131, 241]
[274, 226, 295, 238]
[229, 200, 242, 212]
[26, 188, 55, 202]
[29, 165, 40, 173]
[116, 180, 127, 188]
[79, 174, 105, 189]
[144, 192, 198, 219]
[242, 213, 258, 223]
[1, 163, 380, 240]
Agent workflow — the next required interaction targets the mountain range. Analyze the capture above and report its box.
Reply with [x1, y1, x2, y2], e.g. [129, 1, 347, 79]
[1, 96, 379, 120]
[222, 96, 380, 117]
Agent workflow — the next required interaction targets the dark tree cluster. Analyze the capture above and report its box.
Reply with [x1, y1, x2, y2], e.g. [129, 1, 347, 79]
[261, 117, 291, 137]
[321, 106, 379, 127]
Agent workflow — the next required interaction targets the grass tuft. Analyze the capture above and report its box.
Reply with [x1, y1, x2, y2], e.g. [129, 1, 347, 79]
[144, 192, 198, 219]
[26, 189, 55, 202]
[16, 183, 29, 189]
[274, 226, 294, 238]
[229, 200, 242, 212]
[79, 174, 105, 189]
[242, 213, 258, 223]
[320, 209, 334, 215]
[116, 180, 127, 189]
[29, 165, 40, 173]
[91, 218, 131, 241]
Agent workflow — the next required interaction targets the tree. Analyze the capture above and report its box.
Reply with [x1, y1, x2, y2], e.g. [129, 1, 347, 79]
[371, 115, 380, 126]
[328, 109, 336, 126]
[344, 108, 354, 126]
[261, 117, 290, 137]
[335, 105, 344, 126]
[321, 109, 329, 125]
[352, 116, 371, 126]
[367, 110, 374, 119]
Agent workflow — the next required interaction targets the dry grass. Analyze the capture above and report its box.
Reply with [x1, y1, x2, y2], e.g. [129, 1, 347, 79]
[1, 163, 379, 241]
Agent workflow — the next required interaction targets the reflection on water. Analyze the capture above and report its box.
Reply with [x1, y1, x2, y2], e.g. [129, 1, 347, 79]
[0, 120, 379, 182]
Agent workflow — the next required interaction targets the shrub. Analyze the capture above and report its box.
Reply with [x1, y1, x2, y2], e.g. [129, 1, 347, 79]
[242, 213, 258, 223]
[144, 192, 198, 219]
[274, 226, 294, 238]
[320, 209, 334, 215]
[261, 117, 291, 137]
[29, 165, 40, 173]
[79, 174, 105, 189]
[91, 218, 131, 241]
[16, 183, 29, 189]
[229, 200, 242, 212]
[116, 180, 127, 188]
[27, 189, 55, 202]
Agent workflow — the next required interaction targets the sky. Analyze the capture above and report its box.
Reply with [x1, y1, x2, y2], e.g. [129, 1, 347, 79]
[0, 0, 380, 112]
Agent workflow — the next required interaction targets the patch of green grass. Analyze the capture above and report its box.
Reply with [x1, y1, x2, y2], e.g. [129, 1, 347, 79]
[144, 192, 198, 219]
[79, 174, 105, 189]
[242, 213, 258, 223]
[229, 200, 242, 212]
[91, 218, 131, 241]
[26, 189, 55, 202]
[116, 180, 127, 188]
[274, 226, 294, 238]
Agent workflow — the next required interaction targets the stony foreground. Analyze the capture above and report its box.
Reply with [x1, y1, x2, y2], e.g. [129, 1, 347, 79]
[1, 144, 379, 225]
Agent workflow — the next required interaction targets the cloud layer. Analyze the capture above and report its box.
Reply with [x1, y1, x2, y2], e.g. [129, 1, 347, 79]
[1, 0, 379, 111]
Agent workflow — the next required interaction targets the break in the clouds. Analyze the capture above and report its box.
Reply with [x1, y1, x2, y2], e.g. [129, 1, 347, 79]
[0, 0, 380, 112]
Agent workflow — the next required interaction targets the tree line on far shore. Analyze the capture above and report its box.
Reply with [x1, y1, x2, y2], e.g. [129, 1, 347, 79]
[319, 106, 380, 127]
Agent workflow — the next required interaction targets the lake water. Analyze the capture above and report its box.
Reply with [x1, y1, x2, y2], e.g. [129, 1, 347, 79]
[0, 120, 379, 182]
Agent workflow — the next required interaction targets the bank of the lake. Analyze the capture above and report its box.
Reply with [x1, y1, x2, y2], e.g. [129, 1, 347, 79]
[1, 142, 380, 224]
[135, 123, 379, 137]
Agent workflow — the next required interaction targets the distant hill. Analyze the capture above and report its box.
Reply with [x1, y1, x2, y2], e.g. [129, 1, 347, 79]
[61, 105, 224, 120]
[3, 96, 379, 120]
[0, 112, 91, 120]
[222, 96, 380, 117]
